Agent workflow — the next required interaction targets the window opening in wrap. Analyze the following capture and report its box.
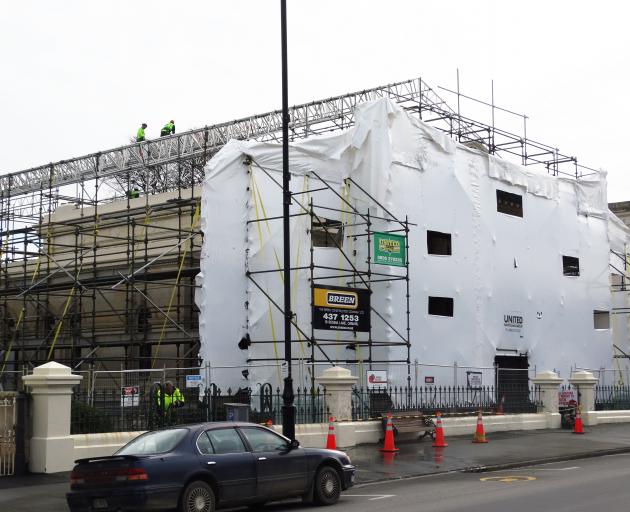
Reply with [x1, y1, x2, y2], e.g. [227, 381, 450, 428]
[427, 230, 452, 255]
[496, 190, 523, 217]
[593, 310, 610, 330]
[562, 256, 580, 276]
[311, 218, 344, 248]
[428, 296, 454, 317]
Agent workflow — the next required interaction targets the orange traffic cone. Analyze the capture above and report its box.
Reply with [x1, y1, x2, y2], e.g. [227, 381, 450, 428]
[380, 413, 399, 453]
[326, 417, 337, 449]
[472, 411, 488, 443]
[573, 407, 584, 434]
[432, 412, 448, 447]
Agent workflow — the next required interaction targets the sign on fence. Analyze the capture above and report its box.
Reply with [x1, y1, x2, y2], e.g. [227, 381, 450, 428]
[467, 371, 482, 390]
[559, 389, 577, 407]
[120, 386, 140, 407]
[366, 370, 388, 388]
[185, 375, 203, 388]
[373, 232, 406, 267]
[312, 285, 370, 332]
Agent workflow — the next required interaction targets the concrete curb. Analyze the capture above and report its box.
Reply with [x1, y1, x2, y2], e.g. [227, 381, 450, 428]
[356, 446, 630, 485]
[461, 446, 630, 473]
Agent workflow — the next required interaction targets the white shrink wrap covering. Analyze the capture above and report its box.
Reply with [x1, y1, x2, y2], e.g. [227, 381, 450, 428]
[196, 98, 628, 390]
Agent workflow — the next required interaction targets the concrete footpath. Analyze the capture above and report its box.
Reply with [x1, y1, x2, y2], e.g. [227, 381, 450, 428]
[347, 423, 630, 483]
[1, 423, 630, 508]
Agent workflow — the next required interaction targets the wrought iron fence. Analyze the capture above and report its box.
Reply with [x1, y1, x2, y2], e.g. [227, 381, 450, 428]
[352, 384, 541, 420]
[595, 385, 630, 410]
[71, 382, 326, 434]
[0, 395, 16, 476]
[0, 371, 25, 392]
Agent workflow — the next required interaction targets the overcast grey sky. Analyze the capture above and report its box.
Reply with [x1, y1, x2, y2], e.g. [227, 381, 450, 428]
[1, 1, 628, 201]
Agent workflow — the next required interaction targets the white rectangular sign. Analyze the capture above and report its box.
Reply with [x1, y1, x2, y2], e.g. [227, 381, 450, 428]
[559, 389, 578, 407]
[366, 370, 388, 389]
[186, 374, 203, 388]
[120, 386, 139, 407]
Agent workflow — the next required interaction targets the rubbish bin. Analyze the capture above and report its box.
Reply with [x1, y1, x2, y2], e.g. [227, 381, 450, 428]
[225, 403, 250, 422]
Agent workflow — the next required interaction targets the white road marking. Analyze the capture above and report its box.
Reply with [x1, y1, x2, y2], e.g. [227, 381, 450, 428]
[535, 466, 580, 471]
[344, 494, 396, 501]
[506, 466, 580, 472]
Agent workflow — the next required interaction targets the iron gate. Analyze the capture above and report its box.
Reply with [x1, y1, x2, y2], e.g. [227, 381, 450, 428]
[0, 395, 16, 476]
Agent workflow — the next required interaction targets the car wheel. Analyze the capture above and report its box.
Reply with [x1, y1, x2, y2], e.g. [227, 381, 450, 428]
[181, 480, 215, 512]
[313, 466, 341, 506]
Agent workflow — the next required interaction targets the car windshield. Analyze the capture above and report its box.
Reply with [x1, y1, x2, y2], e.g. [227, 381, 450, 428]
[116, 429, 188, 455]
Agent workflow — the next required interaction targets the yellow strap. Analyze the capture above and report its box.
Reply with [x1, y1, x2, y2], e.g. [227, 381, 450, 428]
[250, 169, 281, 381]
[292, 176, 310, 358]
[251, 172, 284, 282]
[0, 308, 25, 376]
[152, 201, 201, 368]
[47, 256, 86, 360]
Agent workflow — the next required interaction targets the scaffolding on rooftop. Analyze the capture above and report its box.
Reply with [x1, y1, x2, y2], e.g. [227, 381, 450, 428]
[0, 75, 601, 382]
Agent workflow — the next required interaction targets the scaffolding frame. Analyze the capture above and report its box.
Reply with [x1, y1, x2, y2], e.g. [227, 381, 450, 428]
[245, 158, 413, 390]
[0, 75, 600, 379]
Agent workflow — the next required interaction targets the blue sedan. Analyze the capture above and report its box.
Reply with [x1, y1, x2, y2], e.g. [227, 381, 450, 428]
[66, 422, 356, 511]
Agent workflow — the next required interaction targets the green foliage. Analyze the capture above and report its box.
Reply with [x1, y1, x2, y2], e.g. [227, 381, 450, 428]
[71, 400, 114, 434]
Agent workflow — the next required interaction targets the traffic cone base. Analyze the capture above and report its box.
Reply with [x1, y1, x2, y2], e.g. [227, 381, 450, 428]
[432, 412, 448, 448]
[472, 411, 488, 443]
[380, 414, 399, 453]
[326, 417, 337, 449]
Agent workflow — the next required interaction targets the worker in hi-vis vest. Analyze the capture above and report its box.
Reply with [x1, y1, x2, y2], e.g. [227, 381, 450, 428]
[160, 120, 175, 137]
[136, 123, 147, 142]
[160, 381, 185, 410]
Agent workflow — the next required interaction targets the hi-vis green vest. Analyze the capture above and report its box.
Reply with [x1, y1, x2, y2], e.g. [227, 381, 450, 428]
[136, 127, 145, 142]
[158, 387, 185, 410]
[161, 122, 174, 134]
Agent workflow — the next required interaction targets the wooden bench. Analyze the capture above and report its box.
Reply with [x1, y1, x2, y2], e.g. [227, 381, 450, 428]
[379, 412, 436, 440]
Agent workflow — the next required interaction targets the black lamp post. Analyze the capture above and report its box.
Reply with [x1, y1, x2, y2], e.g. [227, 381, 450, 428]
[280, 0, 296, 440]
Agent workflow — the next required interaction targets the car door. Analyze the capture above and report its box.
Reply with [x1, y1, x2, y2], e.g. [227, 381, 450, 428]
[239, 426, 307, 499]
[196, 427, 257, 503]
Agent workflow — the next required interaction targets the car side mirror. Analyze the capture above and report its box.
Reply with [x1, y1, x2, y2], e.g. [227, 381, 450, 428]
[289, 439, 300, 450]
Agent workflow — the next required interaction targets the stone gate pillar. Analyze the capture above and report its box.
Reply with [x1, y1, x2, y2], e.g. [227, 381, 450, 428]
[531, 370, 563, 428]
[316, 366, 357, 422]
[569, 370, 598, 413]
[22, 362, 83, 473]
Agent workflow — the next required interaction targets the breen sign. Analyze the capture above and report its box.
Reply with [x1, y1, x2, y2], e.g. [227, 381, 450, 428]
[373, 232, 406, 267]
[312, 285, 370, 332]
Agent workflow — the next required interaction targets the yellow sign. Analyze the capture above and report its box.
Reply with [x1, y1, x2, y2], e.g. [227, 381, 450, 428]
[480, 475, 536, 483]
[379, 238, 400, 254]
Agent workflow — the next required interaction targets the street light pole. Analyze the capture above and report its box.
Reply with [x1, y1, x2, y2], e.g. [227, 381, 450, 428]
[280, 0, 296, 440]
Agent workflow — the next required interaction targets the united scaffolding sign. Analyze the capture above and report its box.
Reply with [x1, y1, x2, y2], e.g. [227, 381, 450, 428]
[312, 285, 370, 332]
[373, 232, 406, 267]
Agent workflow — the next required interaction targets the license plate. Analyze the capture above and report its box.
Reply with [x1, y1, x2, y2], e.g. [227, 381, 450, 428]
[92, 498, 108, 509]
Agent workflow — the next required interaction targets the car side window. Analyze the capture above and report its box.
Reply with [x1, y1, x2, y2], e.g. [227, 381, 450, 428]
[206, 428, 247, 455]
[241, 427, 289, 453]
[197, 431, 214, 455]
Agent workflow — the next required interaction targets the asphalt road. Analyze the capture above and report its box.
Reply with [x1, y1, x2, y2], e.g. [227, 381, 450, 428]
[3, 454, 630, 511]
